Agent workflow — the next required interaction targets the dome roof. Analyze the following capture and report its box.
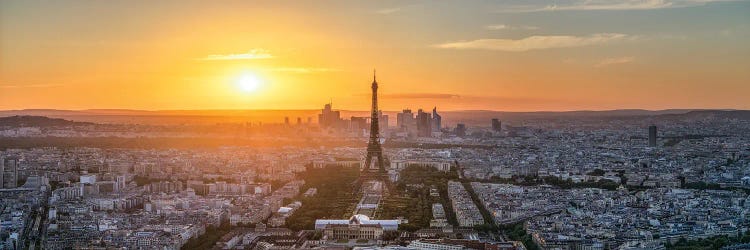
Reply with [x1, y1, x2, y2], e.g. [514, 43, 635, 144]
[349, 214, 370, 224]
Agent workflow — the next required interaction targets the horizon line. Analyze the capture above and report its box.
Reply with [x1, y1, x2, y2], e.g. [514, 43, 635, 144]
[0, 108, 744, 113]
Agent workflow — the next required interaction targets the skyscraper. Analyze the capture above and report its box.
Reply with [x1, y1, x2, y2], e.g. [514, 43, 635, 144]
[431, 107, 442, 132]
[378, 111, 389, 133]
[491, 118, 502, 132]
[416, 109, 432, 137]
[363, 71, 385, 173]
[350, 117, 368, 131]
[648, 125, 658, 147]
[318, 103, 341, 128]
[396, 109, 415, 133]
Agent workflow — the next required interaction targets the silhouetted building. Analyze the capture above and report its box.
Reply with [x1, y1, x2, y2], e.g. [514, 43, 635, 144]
[318, 103, 341, 128]
[378, 111, 389, 132]
[1, 156, 19, 189]
[284, 117, 290, 125]
[492, 118, 502, 132]
[397, 109, 415, 133]
[432, 107, 442, 132]
[350, 117, 368, 131]
[416, 109, 432, 137]
[296, 117, 302, 125]
[648, 125, 658, 147]
[455, 124, 467, 137]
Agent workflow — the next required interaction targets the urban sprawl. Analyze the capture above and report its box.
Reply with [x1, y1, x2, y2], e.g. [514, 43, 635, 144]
[1, 102, 750, 250]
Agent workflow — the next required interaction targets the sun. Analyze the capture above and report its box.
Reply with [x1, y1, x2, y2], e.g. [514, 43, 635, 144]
[237, 74, 261, 93]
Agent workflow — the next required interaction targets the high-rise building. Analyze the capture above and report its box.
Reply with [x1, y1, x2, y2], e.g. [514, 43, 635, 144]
[350, 117, 368, 131]
[296, 117, 302, 125]
[284, 117, 290, 125]
[648, 125, 658, 147]
[455, 124, 467, 137]
[431, 107, 442, 132]
[378, 111, 389, 133]
[416, 109, 432, 137]
[1, 157, 19, 189]
[396, 109, 414, 132]
[491, 118, 502, 132]
[318, 103, 341, 128]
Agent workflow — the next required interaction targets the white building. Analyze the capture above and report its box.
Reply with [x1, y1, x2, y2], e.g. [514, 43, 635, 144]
[80, 174, 97, 184]
[315, 214, 399, 231]
[408, 240, 464, 250]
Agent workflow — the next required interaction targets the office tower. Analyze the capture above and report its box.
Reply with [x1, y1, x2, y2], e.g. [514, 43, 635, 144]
[431, 107, 442, 132]
[378, 111, 389, 132]
[397, 109, 415, 132]
[318, 103, 341, 128]
[350, 117, 368, 131]
[284, 117, 290, 125]
[363, 71, 385, 173]
[492, 118, 502, 132]
[416, 109, 432, 137]
[1, 157, 19, 189]
[648, 125, 657, 147]
[297, 117, 302, 125]
[455, 123, 467, 137]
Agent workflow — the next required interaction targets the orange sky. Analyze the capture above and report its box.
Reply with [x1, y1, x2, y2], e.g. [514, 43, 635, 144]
[1, 1, 749, 111]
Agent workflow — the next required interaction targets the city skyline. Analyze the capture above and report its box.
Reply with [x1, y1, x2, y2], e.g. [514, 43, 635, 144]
[3, 1, 750, 249]
[2, 0, 749, 111]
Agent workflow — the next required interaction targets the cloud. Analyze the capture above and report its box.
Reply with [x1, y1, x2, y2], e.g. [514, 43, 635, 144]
[0, 83, 64, 88]
[380, 93, 461, 99]
[269, 67, 341, 74]
[375, 7, 401, 14]
[434, 33, 634, 52]
[595, 56, 635, 67]
[485, 24, 540, 30]
[199, 49, 273, 61]
[496, 0, 743, 12]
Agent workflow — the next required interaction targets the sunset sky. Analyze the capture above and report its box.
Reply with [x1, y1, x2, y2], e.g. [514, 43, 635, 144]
[1, 0, 749, 111]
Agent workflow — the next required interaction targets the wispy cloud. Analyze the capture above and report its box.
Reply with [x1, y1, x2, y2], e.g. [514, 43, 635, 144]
[0, 83, 64, 89]
[595, 56, 635, 67]
[496, 0, 743, 13]
[199, 49, 273, 61]
[485, 24, 540, 30]
[375, 7, 401, 14]
[435, 33, 634, 52]
[269, 67, 341, 74]
[380, 93, 461, 99]
[357, 93, 460, 99]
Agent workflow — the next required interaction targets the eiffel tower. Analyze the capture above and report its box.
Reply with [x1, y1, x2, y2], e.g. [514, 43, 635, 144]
[361, 70, 387, 182]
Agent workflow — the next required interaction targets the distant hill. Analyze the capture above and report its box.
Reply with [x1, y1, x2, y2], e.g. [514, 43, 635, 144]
[660, 110, 750, 120]
[0, 115, 94, 127]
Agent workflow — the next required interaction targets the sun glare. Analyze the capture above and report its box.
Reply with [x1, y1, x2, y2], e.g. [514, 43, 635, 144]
[237, 74, 261, 93]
